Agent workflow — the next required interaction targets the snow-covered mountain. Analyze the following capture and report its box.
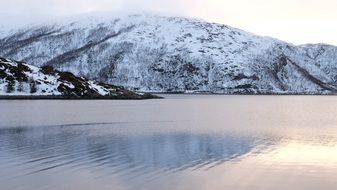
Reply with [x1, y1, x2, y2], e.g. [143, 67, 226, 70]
[0, 57, 155, 99]
[1, 14, 337, 94]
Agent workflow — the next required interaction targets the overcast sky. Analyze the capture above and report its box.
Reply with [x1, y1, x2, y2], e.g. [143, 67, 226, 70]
[1, 0, 337, 45]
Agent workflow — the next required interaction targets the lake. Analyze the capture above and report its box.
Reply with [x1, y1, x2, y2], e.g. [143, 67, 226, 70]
[0, 95, 337, 190]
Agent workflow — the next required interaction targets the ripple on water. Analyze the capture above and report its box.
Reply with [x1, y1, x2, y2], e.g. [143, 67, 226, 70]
[0, 124, 264, 179]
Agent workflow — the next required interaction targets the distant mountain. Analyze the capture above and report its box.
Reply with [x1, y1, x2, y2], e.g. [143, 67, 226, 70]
[0, 57, 156, 99]
[1, 14, 337, 94]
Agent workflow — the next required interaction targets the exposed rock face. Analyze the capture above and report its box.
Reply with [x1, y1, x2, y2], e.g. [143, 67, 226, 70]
[1, 14, 337, 94]
[0, 57, 157, 99]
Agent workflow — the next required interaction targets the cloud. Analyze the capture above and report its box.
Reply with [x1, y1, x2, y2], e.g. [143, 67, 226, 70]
[0, 0, 193, 16]
[0, 0, 202, 28]
[0, 0, 337, 45]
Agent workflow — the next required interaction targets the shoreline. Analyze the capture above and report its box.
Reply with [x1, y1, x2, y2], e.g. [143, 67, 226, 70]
[0, 94, 162, 100]
[0, 93, 337, 100]
[147, 91, 337, 96]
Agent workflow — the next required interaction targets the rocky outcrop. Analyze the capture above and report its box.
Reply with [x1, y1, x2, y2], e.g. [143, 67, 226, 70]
[0, 57, 158, 99]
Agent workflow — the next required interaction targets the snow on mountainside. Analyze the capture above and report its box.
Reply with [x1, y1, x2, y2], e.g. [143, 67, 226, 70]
[1, 14, 337, 94]
[0, 57, 155, 99]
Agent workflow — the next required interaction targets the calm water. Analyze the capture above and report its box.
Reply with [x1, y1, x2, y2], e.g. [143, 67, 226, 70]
[1, 95, 337, 190]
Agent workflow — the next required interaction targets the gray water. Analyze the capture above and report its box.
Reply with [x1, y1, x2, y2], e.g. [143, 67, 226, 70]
[0, 95, 337, 190]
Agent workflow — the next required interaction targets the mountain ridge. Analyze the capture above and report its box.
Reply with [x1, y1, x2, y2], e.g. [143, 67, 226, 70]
[1, 14, 337, 94]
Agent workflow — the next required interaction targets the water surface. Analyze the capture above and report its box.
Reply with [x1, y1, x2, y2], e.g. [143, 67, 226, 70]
[1, 95, 337, 190]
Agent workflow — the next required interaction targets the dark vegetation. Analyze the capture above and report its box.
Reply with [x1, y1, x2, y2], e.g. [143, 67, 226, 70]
[0, 57, 160, 99]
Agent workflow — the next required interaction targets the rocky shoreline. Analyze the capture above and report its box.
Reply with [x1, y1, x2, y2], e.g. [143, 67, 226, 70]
[0, 57, 160, 99]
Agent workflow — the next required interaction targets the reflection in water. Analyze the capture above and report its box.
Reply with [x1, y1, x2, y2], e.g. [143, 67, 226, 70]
[1, 96, 337, 190]
[0, 125, 261, 177]
[218, 138, 337, 190]
[263, 139, 337, 166]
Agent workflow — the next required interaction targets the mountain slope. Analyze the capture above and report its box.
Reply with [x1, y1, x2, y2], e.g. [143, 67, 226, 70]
[0, 57, 156, 99]
[1, 14, 337, 94]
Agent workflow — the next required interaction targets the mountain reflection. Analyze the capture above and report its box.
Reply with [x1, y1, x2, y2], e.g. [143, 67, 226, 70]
[0, 124, 262, 176]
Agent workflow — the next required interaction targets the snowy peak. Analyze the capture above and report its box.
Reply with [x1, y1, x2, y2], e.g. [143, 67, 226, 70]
[1, 14, 337, 94]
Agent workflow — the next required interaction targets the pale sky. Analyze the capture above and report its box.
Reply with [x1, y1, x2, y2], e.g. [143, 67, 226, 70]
[1, 0, 337, 45]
